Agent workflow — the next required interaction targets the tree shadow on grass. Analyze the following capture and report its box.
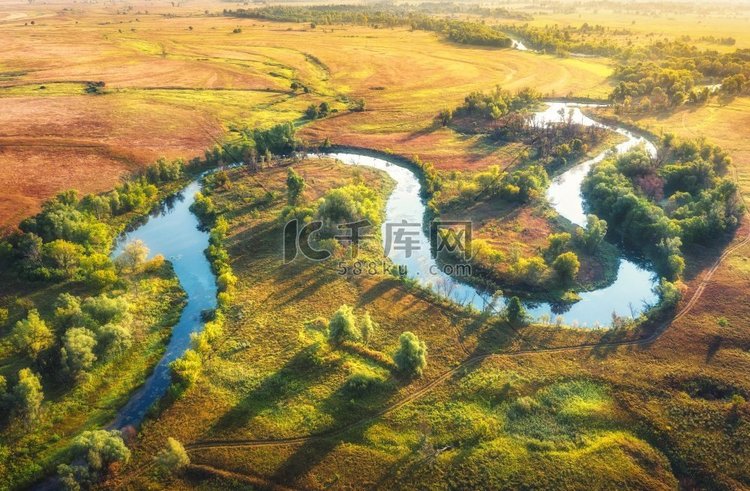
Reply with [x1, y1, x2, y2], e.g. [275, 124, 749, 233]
[269, 378, 402, 488]
[209, 343, 333, 435]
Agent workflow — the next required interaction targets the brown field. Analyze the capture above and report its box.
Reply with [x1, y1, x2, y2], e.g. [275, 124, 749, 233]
[0, 0, 613, 227]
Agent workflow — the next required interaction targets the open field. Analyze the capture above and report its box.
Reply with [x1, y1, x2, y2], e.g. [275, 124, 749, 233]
[0, 1, 613, 228]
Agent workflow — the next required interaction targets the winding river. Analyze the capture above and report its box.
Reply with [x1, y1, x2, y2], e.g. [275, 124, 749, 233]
[109, 103, 658, 427]
[109, 181, 217, 429]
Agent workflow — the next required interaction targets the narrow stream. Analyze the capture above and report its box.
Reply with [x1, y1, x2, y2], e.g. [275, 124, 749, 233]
[109, 181, 217, 429]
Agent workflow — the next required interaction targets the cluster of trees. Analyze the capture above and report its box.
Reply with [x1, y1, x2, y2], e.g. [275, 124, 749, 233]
[203, 122, 298, 171]
[326, 305, 426, 377]
[57, 430, 130, 489]
[316, 184, 384, 235]
[471, 164, 550, 203]
[583, 138, 743, 279]
[2, 158, 184, 285]
[500, 23, 623, 56]
[453, 86, 541, 121]
[225, 6, 514, 48]
[11, 290, 133, 378]
[305, 102, 331, 120]
[610, 41, 750, 112]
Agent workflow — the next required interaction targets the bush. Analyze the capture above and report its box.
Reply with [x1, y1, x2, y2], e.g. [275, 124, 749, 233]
[328, 305, 361, 344]
[115, 239, 149, 272]
[82, 295, 129, 325]
[170, 349, 202, 387]
[359, 311, 377, 345]
[13, 368, 44, 426]
[393, 331, 427, 377]
[506, 296, 527, 326]
[552, 251, 580, 284]
[286, 168, 306, 205]
[154, 437, 190, 474]
[343, 371, 384, 397]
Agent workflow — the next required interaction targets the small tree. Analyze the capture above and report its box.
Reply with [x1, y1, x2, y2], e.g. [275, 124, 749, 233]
[11, 309, 54, 360]
[305, 104, 319, 119]
[360, 311, 377, 345]
[61, 327, 98, 377]
[393, 331, 427, 377]
[506, 296, 527, 326]
[575, 215, 608, 252]
[286, 168, 306, 205]
[154, 437, 190, 474]
[13, 368, 44, 426]
[116, 239, 149, 272]
[552, 252, 580, 284]
[328, 305, 361, 343]
[0, 307, 8, 327]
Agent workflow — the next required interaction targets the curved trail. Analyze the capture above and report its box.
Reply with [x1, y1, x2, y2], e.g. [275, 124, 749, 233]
[186, 184, 750, 453]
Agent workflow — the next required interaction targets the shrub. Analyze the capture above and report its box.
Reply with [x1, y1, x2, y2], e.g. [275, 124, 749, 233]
[154, 437, 190, 474]
[0, 307, 8, 327]
[393, 331, 427, 377]
[343, 371, 384, 397]
[328, 305, 361, 343]
[82, 295, 129, 325]
[170, 349, 202, 387]
[552, 251, 580, 284]
[359, 311, 377, 345]
[506, 296, 527, 326]
[286, 168, 306, 205]
[13, 368, 44, 426]
[98, 323, 133, 357]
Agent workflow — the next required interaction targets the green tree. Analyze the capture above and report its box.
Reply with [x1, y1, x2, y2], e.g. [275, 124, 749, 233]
[61, 328, 98, 377]
[546, 232, 571, 258]
[170, 349, 202, 386]
[328, 304, 361, 343]
[286, 168, 306, 205]
[506, 296, 527, 325]
[154, 437, 190, 474]
[552, 251, 580, 283]
[44, 240, 85, 278]
[11, 309, 54, 360]
[360, 311, 377, 345]
[575, 215, 608, 252]
[13, 368, 44, 426]
[393, 331, 427, 377]
[72, 430, 130, 473]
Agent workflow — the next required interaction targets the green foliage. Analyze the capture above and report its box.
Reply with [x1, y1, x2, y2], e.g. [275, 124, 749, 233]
[70, 430, 130, 476]
[343, 370, 385, 397]
[359, 311, 377, 345]
[574, 215, 608, 252]
[190, 192, 216, 222]
[154, 437, 190, 474]
[286, 167, 306, 205]
[552, 252, 580, 284]
[250, 122, 297, 155]
[583, 140, 743, 280]
[505, 296, 527, 326]
[11, 310, 54, 360]
[13, 368, 43, 426]
[474, 164, 550, 203]
[317, 184, 383, 231]
[82, 295, 129, 325]
[0, 308, 7, 327]
[170, 349, 202, 387]
[546, 232, 571, 259]
[328, 305, 361, 344]
[393, 331, 427, 377]
[457, 86, 541, 120]
[60, 328, 98, 377]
